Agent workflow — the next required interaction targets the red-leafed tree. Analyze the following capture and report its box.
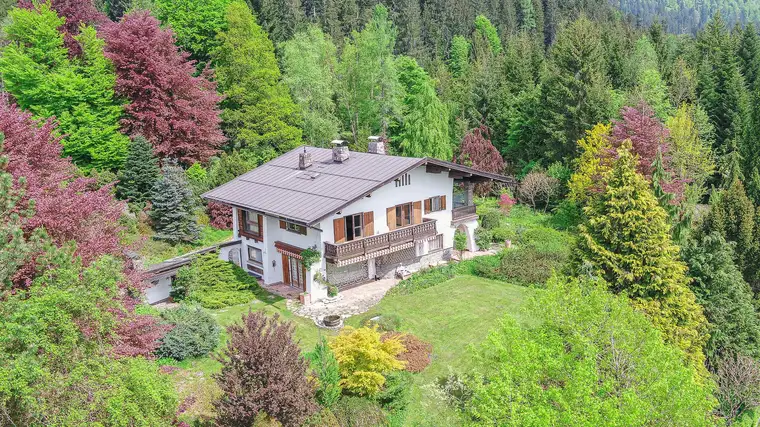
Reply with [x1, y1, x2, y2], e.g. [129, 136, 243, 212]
[19, 0, 107, 56]
[0, 102, 124, 286]
[455, 125, 505, 195]
[610, 103, 671, 179]
[101, 11, 224, 164]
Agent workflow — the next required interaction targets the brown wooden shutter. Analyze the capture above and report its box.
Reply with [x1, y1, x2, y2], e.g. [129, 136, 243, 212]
[333, 217, 346, 243]
[237, 209, 245, 235]
[257, 214, 263, 237]
[386, 207, 396, 231]
[282, 254, 290, 285]
[363, 211, 374, 236]
[413, 201, 422, 224]
[441, 195, 447, 210]
[279, 219, 286, 229]
[424, 198, 431, 214]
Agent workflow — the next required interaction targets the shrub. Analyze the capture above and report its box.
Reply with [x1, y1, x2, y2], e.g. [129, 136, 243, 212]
[498, 192, 516, 214]
[327, 285, 339, 298]
[491, 226, 515, 243]
[454, 230, 467, 257]
[174, 254, 258, 308]
[479, 209, 502, 230]
[376, 371, 413, 421]
[329, 327, 406, 396]
[333, 397, 388, 427]
[435, 372, 473, 411]
[302, 408, 340, 427]
[214, 312, 318, 426]
[383, 333, 432, 373]
[715, 354, 760, 423]
[551, 199, 582, 230]
[156, 304, 220, 360]
[517, 170, 559, 210]
[306, 338, 342, 408]
[360, 313, 403, 332]
[497, 245, 567, 286]
[474, 227, 493, 250]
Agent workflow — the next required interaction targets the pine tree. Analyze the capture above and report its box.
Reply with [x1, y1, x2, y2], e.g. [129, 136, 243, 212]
[259, 0, 305, 44]
[149, 161, 199, 244]
[571, 142, 709, 372]
[630, 35, 672, 119]
[213, 1, 302, 158]
[473, 15, 502, 55]
[737, 23, 760, 89]
[281, 25, 341, 147]
[116, 136, 161, 205]
[394, 56, 451, 159]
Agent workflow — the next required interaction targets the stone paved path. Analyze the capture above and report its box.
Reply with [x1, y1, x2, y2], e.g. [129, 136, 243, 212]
[289, 278, 399, 320]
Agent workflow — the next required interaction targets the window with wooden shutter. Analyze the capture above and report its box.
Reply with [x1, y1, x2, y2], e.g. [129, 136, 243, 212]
[386, 207, 396, 231]
[279, 219, 286, 229]
[333, 217, 346, 243]
[441, 195, 447, 210]
[424, 199, 431, 213]
[363, 211, 374, 236]
[413, 201, 422, 224]
[257, 214, 263, 237]
[239, 209, 263, 241]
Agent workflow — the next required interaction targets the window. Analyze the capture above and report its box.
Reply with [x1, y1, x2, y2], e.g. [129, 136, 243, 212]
[430, 196, 443, 212]
[345, 213, 363, 241]
[395, 203, 412, 227]
[247, 246, 263, 265]
[243, 211, 260, 235]
[395, 173, 411, 187]
[280, 220, 307, 235]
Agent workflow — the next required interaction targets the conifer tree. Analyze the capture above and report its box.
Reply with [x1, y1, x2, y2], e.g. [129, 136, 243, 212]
[116, 136, 161, 205]
[571, 142, 709, 372]
[394, 56, 451, 159]
[259, 0, 305, 44]
[149, 161, 199, 243]
[448, 35, 471, 78]
[213, 1, 302, 158]
[473, 15, 502, 55]
[737, 23, 760, 89]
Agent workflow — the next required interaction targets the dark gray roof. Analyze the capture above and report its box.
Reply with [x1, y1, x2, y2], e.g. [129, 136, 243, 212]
[202, 146, 515, 226]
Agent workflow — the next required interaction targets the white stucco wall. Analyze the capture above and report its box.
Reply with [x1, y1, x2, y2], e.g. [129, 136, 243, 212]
[145, 276, 172, 304]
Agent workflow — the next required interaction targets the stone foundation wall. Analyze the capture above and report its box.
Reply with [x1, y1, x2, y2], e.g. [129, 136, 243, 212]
[326, 261, 369, 288]
[376, 247, 451, 280]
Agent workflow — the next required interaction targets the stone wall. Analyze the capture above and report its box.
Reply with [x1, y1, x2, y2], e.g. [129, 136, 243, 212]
[326, 261, 369, 288]
[376, 247, 450, 280]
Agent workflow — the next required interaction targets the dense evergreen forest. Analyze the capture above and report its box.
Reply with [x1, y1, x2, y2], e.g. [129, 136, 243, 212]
[6, 0, 760, 425]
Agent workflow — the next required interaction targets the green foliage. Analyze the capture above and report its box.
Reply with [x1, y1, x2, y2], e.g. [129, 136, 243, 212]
[682, 233, 760, 365]
[474, 227, 492, 250]
[454, 229, 467, 254]
[173, 254, 258, 308]
[359, 313, 403, 332]
[376, 370, 413, 419]
[116, 136, 160, 204]
[207, 150, 259, 188]
[337, 4, 402, 146]
[306, 337, 342, 408]
[212, 1, 302, 158]
[156, 304, 221, 360]
[571, 142, 709, 372]
[149, 162, 199, 243]
[496, 244, 567, 286]
[479, 209, 502, 230]
[281, 25, 341, 147]
[473, 15, 502, 55]
[333, 396, 388, 427]
[300, 248, 321, 269]
[0, 4, 128, 171]
[0, 249, 177, 425]
[329, 326, 406, 396]
[394, 55, 451, 159]
[185, 162, 210, 198]
[448, 35, 471, 78]
[466, 276, 716, 426]
[154, 0, 231, 65]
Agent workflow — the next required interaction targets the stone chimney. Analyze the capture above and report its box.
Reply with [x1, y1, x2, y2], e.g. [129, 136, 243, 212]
[331, 140, 349, 163]
[368, 136, 386, 155]
[298, 147, 312, 169]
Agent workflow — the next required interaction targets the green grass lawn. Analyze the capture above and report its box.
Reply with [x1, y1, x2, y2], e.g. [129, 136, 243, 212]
[137, 225, 233, 267]
[345, 275, 535, 426]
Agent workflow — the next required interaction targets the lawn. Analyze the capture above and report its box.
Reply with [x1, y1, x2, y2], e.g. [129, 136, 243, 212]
[346, 275, 535, 426]
[136, 225, 233, 267]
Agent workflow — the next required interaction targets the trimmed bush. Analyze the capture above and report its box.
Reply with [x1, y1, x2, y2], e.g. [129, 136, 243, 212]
[303, 408, 340, 427]
[173, 254, 258, 308]
[497, 245, 567, 286]
[474, 227, 493, 250]
[329, 327, 406, 396]
[479, 209, 502, 230]
[383, 333, 432, 373]
[333, 397, 388, 427]
[156, 304, 220, 360]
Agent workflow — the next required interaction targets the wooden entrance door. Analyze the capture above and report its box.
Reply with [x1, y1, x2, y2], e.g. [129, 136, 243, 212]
[282, 254, 306, 291]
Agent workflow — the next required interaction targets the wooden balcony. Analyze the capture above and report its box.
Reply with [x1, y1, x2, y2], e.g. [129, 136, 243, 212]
[452, 205, 477, 221]
[324, 219, 437, 264]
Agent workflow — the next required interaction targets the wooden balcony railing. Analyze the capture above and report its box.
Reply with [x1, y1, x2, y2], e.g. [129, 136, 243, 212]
[325, 219, 437, 263]
[452, 205, 477, 221]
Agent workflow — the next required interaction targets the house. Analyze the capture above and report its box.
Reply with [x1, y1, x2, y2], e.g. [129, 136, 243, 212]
[199, 139, 514, 303]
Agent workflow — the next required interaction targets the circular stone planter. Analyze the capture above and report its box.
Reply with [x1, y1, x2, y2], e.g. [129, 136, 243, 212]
[323, 315, 342, 328]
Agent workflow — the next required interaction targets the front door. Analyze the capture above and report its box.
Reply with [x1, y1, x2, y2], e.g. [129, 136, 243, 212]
[282, 254, 306, 291]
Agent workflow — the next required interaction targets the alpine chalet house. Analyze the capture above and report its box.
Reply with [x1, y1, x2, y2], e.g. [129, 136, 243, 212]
[202, 138, 514, 303]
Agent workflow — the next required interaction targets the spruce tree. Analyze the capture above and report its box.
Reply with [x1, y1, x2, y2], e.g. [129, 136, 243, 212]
[737, 23, 760, 89]
[571, 142, 708, 372]
[116, 136, 160, 205]
[149, 161, 199, 244]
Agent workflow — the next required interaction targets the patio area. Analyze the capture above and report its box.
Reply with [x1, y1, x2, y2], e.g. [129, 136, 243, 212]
[287, 277, 400, 319]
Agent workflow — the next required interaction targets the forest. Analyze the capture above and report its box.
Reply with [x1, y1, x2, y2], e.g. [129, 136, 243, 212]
[4, 0, 760, 425]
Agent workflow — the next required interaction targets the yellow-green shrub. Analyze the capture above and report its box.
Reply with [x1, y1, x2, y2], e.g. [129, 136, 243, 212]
[329, 327, 406, 396]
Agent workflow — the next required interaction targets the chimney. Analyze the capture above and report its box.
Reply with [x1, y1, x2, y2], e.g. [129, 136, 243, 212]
[298, 147, 312, 169]
[368, 136, 386, 155]
[331, 140, 349, 163]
